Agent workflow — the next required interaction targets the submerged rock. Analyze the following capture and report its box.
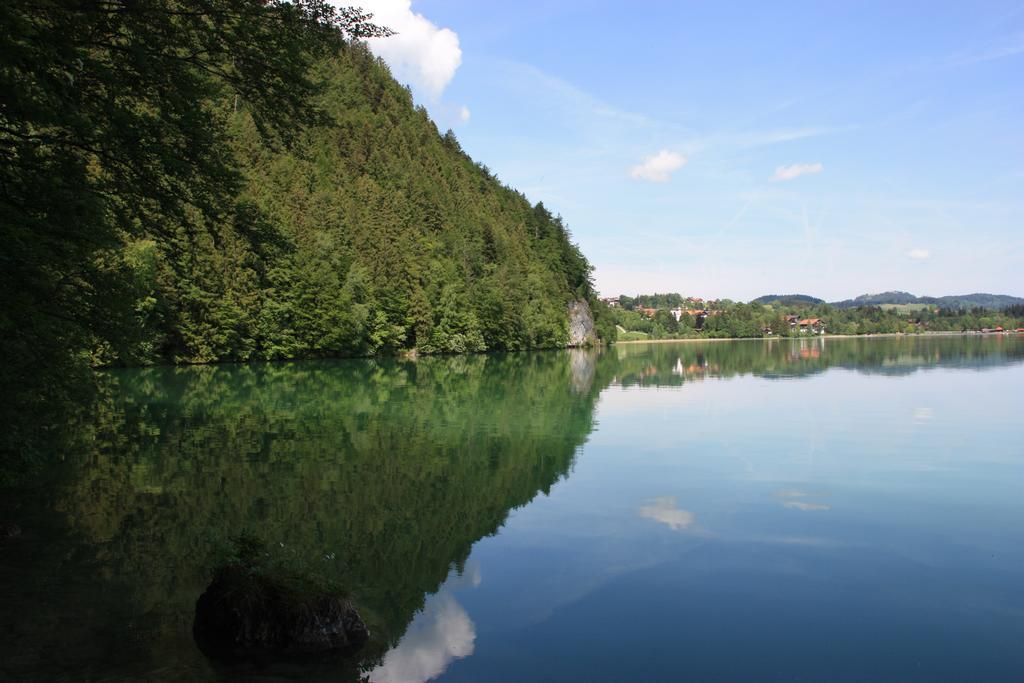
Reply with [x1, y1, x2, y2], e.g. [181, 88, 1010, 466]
[193, 566, 368, 660]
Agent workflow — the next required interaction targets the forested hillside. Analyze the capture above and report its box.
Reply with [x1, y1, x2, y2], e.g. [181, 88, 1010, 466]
[1, 1, 611, 473]
[132, 44, 609, 363]
[4, 3, 607, 377]
[830, 291, 1024, 309]
[750, 294, 825, 306]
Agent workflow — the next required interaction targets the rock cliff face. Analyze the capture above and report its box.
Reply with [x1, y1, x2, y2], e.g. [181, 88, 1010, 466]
[567, 300, 596, 347]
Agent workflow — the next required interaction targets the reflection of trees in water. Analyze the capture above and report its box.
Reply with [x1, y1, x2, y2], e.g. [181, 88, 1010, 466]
[4, 351, 605, 679]
[1, 335, 1021, 679]
[607, 335, 1024, 387]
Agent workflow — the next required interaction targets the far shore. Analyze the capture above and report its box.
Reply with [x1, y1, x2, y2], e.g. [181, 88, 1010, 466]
[613, 330, 1009, 345]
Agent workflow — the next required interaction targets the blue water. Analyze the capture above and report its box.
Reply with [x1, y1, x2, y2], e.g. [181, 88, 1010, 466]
[374, 339, 1024, 682]
[1, 335, 1022, 681]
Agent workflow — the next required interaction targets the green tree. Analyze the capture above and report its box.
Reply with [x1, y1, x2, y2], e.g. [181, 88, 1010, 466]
[0, 1, 389, 468]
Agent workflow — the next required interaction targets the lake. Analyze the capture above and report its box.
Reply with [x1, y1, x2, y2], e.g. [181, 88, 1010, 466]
[2, 335, 1022, 681]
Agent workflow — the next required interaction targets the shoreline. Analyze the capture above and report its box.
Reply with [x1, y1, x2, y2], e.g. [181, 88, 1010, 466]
[613, 330, 1005, 345]
[96, 331, 1011, 370]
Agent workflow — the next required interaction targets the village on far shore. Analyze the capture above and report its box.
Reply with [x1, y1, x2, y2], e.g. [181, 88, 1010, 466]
[596, 293, 1024, 341]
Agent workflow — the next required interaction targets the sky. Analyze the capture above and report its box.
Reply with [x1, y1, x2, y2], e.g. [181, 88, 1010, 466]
[351, 1, 1024, 301]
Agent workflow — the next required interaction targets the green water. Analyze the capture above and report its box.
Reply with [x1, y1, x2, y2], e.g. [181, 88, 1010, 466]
[1, 335, 1022, 681]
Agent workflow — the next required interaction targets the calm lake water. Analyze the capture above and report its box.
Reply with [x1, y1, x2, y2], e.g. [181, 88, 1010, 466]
[2, 335, 1023, 682]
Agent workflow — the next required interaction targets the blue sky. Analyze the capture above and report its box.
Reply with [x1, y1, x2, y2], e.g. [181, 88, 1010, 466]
[356, 1, 1024, 301]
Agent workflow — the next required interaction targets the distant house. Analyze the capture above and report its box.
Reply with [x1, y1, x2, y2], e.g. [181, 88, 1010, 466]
[670, 308, 708, 328]
[670, 307, 706, 321]
[638, 307, 657, 318]
[600, 297, 620, 308]
[799, 318, 826, 334]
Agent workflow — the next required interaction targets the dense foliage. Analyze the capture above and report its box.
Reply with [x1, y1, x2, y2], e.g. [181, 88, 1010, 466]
[2, 1, 608, 471]
[1, 0, 383, 463]
[616, 293, 689, 310]
[140, 46, 605, 363]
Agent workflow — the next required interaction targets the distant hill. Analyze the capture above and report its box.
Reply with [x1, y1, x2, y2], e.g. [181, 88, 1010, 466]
[832, 291, 919, 307]
[830, 291, 1024, 310]
[749, 291, 1024, 310]
[750, 294, 825, 307]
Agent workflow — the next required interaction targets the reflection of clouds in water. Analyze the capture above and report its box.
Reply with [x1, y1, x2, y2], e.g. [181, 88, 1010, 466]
[754, 535, 844, 547]
[467, 563, 482, 588]
[639, 496, 695, 530]
[370, 566, 480, 683]
[775, 489, 829, 510]
[369, 593, 475, 683]
[913, 407, 934, 423]
[784, 500, 831, 511]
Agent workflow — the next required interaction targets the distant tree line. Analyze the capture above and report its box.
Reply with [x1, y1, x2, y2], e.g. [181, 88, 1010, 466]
[610, 295, 1024, 340]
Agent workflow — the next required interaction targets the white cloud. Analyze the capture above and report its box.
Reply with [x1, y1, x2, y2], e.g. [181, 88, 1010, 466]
[458, 105, 471, 123]
[630, 150, 687, 183]
[907, 248, 931, 260]
[354, 0, 462, 100]
[771, 162, 824, 182]
[639, 496, 695, 530]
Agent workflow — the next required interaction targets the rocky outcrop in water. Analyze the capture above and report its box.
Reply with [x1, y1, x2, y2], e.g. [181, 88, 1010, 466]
[567, 300, 596, 347]
[193, 567, 368, 660]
